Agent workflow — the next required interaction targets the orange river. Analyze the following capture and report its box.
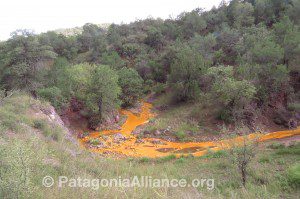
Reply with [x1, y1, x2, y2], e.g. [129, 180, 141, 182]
[79, 102, 300, 158]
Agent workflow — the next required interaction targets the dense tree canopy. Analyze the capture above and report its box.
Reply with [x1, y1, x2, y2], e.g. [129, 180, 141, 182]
[0, 0, 299, 127]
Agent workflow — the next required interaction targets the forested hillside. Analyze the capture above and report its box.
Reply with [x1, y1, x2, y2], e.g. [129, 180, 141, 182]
[1, 0, 299, 131]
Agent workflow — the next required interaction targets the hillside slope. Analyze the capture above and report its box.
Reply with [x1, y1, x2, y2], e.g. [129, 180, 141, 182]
[0, 93, 299, 198]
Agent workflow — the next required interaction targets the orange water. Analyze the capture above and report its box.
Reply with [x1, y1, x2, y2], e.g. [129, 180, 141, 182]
[79, 102, 300, 158]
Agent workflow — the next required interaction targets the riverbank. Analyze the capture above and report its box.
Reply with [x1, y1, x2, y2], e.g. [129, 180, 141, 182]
[78, 101, 300, 158]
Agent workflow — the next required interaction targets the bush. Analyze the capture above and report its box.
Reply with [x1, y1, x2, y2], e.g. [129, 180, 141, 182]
[217, 108, 233, 123]
[118, 68, 143, 107]
[175, 131, 186, 141]
[153, 83, 166, 95]
[143, 79, 154, 94]
[37, 87, 66, 110]
[33, 119, 46, 129]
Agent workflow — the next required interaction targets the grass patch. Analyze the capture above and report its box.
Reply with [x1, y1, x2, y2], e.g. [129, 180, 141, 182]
[174, 131, 186, 141]
[33, 119, 62, 141]
[268, 142, 285, 149]
[202, 150, 228, 159]
[259, 156, 272, 163]
[274, 143, 300, 155]
[156, 154, 177, 162]
[287, 163, 300, 188]
[138, 157, 151, 163]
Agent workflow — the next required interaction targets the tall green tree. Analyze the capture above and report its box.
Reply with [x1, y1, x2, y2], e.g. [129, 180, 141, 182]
[168, 46, 207, 102]
[0, 30, 57, 92]
[67, 64, 120, 128]
[117, 68, 143, 107]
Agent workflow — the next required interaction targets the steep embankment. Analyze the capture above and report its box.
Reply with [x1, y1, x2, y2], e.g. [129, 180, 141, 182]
[79, 101, 300, 158]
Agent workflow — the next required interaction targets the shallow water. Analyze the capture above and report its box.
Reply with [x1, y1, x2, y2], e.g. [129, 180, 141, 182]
[79, 102, 300, 158]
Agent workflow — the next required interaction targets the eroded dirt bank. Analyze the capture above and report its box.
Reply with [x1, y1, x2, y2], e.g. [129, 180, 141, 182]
[78, 102, 300, 158]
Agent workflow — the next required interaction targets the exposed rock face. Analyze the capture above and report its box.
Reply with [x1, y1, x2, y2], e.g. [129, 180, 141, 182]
[39, 105, 78, 144]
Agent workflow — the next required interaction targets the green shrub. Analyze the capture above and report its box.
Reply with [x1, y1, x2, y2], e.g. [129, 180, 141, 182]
[37, 87, 66, 110]
[88, 138, 101, 146]
[157, 154, 177, 162]
[287, 164, 300, 188]
[153, 83, 166, 95]
[144, 79, 154, 94]
[33, 119, 47, 130]
[175, 157, 186, 163]
[175, 131, 186, 141]
[217, 108, 233, 123]
[139, 157, 151, 163]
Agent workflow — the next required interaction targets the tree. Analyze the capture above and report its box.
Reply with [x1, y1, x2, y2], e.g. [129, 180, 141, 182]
[229, 1, 255, 28]
[101, 51, 126, 69]
[208, 66, 256, 121]
[168, 46, 207, 102]
[273, 16, 293, 45]
[78, 23, 107, 63]
[227, 128, 259, 187]
[190, 33, 217, 63]
[37, 57, 72, 109]
[161, 19, 182, 40]
[0, 30, 57, 92]
[237, 63, 290, 103]
[117, 68, 143, 107]
[251, 39, 284, 65]
[144, 27, 163, 50]
[179, 9, 207, 38]
[287, 0, 300, 25]
[107, 24, 123, 51]
[66, 64, 120, 128]
[217, 26, 240, 64]
[38, 31, 78, 59]
[283, 27, 300, 68]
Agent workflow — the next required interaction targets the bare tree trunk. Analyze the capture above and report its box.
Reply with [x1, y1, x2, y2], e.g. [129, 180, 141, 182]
[241, 165, 246, 187]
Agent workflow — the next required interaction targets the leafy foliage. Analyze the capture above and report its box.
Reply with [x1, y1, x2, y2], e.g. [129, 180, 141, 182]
[0, 0, 299, 127]
[118, 67, 143, 107]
